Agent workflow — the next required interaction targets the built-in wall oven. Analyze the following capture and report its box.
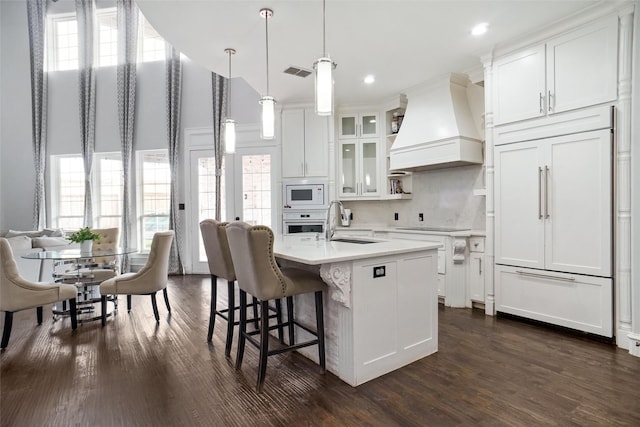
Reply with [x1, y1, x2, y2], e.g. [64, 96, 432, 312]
[282, 211, 325, 235]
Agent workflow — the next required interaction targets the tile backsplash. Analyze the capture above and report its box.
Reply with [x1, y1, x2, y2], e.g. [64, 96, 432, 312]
[342, 164, 485, 230]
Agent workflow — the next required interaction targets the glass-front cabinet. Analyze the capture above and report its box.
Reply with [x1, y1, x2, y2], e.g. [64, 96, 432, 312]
[338, 112, 379, 139]
[339, 138, 380, 198]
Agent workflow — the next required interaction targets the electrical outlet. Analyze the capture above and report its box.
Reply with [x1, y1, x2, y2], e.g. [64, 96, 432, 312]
[418, 213, 424, 221]
[394, 213, 399, 221]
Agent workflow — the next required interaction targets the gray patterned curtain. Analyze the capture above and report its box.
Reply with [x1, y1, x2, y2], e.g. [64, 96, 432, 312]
[27, 0, 48, 230]
[76, 0, 96, 227]
[166, 45, 183, 274]
[117, 0, 138, 269]
[211, 73, 228, 221]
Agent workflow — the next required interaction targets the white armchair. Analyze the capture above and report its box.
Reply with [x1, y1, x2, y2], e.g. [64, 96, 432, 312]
[99, 231, 174, 325]
[0, 238, 78, 349]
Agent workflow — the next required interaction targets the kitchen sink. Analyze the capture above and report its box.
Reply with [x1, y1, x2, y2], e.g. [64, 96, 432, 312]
[331, 238, 379, 244]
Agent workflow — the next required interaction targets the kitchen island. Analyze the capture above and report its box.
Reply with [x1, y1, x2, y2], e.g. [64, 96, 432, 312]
[273, 234, 441, 386]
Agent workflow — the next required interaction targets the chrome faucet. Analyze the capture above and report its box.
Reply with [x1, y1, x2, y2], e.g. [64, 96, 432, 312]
[325, 200, 345, 240]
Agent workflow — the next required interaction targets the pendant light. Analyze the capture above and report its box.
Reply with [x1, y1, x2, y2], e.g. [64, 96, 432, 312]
[314, 0, 336, 116]
[259, 8, 275, 140]
[224, 48, 236, 153]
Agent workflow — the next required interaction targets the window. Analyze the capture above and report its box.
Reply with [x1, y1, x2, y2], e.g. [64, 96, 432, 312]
[52, 155, 85, 229]
[48, 10, 165, 71]
[49, 14, 79, 71]
[97, 10, 118, 67]
[137, 150, 170, 251]
[94, 153, 123, 228]
[51, 153, 124, 230]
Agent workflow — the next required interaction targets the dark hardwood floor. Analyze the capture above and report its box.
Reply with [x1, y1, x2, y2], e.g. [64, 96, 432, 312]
[1, 274, 638, 426]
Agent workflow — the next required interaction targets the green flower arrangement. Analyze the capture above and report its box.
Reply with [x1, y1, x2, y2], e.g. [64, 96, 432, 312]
[68, 227, 102, 243]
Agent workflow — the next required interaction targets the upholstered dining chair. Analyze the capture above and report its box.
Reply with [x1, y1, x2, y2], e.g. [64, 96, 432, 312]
[225, 222, 326, 393]
[200, 220, 279, 357]
[59, 228, 120, 282]
[99, 231, 174, 326]
[0, 238, 78, 349]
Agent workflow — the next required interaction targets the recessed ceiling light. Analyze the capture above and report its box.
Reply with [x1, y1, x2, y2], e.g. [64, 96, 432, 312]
[471, 23, 488, 36]
[364, 75, 375, 84]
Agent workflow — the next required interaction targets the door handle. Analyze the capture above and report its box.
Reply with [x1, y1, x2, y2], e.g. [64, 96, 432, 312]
[539, 92, 544, 114]
[538, 167, 543, 219]
[545, 166, 550, 218]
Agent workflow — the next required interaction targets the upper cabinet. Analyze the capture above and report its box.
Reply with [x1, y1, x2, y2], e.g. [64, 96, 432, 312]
[338, 112, 379, 139]
[493, 15, 618, 126]
[338, 138, 381, 198]
[281, 108, 328, 178]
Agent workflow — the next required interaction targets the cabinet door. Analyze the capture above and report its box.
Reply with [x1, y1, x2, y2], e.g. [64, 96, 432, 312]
[544, 130, 612, 276]
[339, 141, 358, 197]
[360, 139, 379, 196]
[303, 110, 328, 176]
[494, 45, 546, 125]
[359, 113, 379, 137]
[468, 252, 484, 302]
[339, 114, 357, 139]
[547, 15, 618, 115]
[494, 141, 545, 269]
[281, 109, 305, 177]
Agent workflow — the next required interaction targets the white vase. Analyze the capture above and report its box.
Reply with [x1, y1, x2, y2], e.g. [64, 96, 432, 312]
[81, 240, 93, 253]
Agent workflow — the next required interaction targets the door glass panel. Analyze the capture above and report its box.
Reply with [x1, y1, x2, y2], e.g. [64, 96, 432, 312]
[341, 116, 356, 137]
[197, 156, 225, 262]
[362, 142, 377, 193]
[341, 143, 357, 194]
[241, 154, 271, 226]
[361, 115, 377, 135]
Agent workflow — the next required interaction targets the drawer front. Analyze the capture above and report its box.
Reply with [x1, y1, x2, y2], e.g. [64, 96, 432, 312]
[495, 265, 612, 337]
[469, 237, 485, 252]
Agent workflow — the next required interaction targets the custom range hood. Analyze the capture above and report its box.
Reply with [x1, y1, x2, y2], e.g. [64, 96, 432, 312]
[390, 73, 484, 171]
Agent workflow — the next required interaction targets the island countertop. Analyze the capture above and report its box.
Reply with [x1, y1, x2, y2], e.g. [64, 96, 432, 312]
[273, 234, 442, 265]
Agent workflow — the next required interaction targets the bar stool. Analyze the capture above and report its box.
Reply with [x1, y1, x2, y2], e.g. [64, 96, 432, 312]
[225, 222, 326, 393]
[200, 219, 282, 357]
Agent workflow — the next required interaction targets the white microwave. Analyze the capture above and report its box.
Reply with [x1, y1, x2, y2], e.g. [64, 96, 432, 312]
[283, 179, 328, 210]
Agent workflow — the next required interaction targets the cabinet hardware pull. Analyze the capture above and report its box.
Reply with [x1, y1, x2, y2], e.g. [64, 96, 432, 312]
[548, 91, 553, 112]
[539, 92, 544, 114]
[479, 258, 482, 275]
[515, 270, 576, 282]
[305, 162, 308, 175]
[538, 167, 543, 219]
[545, 166, 550, 218]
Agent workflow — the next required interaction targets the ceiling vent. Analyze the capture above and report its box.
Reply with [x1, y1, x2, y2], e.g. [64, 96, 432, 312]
[283, 66, 312, 78]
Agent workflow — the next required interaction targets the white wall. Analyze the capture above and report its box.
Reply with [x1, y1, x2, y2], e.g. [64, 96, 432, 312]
[0, 0, 261, 254]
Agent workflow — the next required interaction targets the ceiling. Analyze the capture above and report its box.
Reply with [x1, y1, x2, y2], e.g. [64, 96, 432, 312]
[136, 0, 601, 106]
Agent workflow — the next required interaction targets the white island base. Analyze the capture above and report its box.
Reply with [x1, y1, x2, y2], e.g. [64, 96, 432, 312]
[274, 236, 440, 386]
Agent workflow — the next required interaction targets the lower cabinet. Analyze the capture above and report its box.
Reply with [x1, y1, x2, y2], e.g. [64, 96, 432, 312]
[468, 252, 484, 303]
[495, 264, 613, 337]
[352, 252, 438, 384]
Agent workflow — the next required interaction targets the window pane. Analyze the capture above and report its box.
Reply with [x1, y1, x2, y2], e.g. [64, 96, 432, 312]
[56, 156, 84, 228]
[98, 11, 118, 67]
[96, 154, 123, 227]
[140, 14, 165, 62]
[53, 17, 79, 71]
[139, 151, 170, 251]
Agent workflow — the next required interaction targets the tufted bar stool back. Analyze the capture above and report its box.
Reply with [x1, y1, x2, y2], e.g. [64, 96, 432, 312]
[225, 222, 326, 393]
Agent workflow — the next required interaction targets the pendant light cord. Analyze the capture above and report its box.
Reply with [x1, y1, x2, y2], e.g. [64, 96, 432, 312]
[265, 11, 270, 95]
[322, 0, 326, 56]
[227, 49, 231, 117]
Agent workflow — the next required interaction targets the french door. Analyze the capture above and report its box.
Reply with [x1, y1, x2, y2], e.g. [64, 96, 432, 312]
[189, 146, 277, 274]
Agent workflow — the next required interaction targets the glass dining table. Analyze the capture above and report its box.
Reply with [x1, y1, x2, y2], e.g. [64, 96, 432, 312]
[23, 248, 137, 323]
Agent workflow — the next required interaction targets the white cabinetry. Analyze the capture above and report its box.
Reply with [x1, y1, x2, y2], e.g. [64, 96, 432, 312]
[468, 237, 485, 303]
[338, 138, 380, 198]
[352, 252, 437, 384]
[495, 129, 612, 277]
[493, 15, 618, 125]
[338, 112, 379, 139]
[281, 108, 328, 178]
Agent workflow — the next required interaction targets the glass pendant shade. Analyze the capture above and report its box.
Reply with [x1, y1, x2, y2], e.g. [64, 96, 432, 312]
[224, 118, 236, 153]
[314, 57, 334, 116]
[260, 95, 276, 140]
